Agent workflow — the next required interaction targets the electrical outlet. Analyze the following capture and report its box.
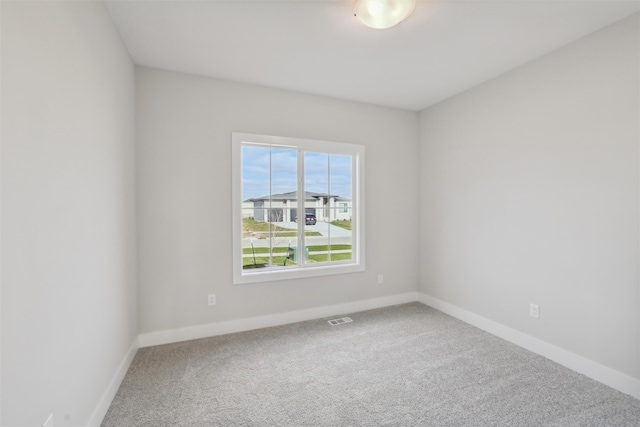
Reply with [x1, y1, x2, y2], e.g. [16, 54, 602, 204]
[43, 413, 54, 427]
[208, 294, 216, 306]
[377, 274, 384, 284]
[530, 303, 539, 319]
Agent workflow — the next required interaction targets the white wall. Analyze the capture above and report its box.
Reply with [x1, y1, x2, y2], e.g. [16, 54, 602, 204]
[136, 67, 419, 334]
[1, 2, 137, 426]
[418, 13, 639, 380]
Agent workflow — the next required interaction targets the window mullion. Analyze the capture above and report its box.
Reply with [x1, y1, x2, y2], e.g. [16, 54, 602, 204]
[297, 148, 304, 266]
[352, 153, 358, 263]
[327, 154, 331, 261]
[269, 146, 273, 267]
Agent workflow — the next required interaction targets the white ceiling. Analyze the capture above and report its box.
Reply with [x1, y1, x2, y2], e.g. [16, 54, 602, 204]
[104, 0, 640, 111]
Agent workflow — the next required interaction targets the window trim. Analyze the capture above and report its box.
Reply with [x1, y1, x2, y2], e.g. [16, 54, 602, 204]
[232, 132, 365, 284]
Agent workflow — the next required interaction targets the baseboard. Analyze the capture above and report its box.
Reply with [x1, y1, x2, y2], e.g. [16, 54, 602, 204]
[87, 337, 139, 426]
[138, 292, 418, 348]
[418, 292, 640, 399]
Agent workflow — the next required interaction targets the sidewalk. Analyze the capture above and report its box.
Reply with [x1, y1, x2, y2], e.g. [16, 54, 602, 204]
[243, 221, 352, 248]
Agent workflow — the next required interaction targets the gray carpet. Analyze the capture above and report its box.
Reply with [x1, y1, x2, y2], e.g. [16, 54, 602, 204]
[102, 303, 640, 426]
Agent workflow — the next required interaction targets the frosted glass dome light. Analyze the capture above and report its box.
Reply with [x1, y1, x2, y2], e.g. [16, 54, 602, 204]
[354, 0, 416, 29]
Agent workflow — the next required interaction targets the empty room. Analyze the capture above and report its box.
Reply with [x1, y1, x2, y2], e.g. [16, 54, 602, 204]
[2, 0, 640, 426]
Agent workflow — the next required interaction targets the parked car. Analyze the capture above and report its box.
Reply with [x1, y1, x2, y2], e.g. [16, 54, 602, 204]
[305, 213, 317, 225]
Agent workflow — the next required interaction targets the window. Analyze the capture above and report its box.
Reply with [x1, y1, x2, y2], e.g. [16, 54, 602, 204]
[232, 132, 365, 284]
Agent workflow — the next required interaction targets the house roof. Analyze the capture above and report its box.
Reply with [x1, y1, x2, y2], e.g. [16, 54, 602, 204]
[244, 191, 349, 203]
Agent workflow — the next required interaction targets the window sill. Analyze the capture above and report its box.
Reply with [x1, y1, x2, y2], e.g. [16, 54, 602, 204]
[233, 262, 365, 285]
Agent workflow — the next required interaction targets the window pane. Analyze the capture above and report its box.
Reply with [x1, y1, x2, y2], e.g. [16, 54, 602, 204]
[306, 219, 329, 264]
[270, 149, 297, 268]
[243, 209, 270, 270]
[329, 154, 352, 201]
[270, 209, 298, 268]
[271, 147, 297, 203]
[242, 146, 270, 271]
[329, 208, 353, 262]
[304, 152, 329, 224]
[241, 146, 270, 204]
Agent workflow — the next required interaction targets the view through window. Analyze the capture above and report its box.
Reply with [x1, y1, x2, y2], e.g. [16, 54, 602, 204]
[232, 133, 364, 284]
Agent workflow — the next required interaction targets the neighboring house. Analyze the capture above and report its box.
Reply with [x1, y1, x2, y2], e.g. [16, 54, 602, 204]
[243, 191, 351, 222]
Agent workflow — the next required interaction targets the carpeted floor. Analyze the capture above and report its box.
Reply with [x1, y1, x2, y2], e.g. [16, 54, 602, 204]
[102, 302, 640, 426]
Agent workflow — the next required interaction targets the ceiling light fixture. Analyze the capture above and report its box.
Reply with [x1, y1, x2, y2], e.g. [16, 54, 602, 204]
[354, 0, 416, 30]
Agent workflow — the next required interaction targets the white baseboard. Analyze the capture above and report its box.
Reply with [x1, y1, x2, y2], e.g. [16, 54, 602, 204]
[138, 292, 418, 348]
[418, 292, 640, 399]
[87, 337, 139, 426]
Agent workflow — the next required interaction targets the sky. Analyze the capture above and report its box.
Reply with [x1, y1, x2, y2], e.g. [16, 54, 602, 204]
[242, 146, 352, 201]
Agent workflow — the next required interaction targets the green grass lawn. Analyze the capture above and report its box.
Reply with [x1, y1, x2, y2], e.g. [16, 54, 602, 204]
[243, 218, 276, 232]
[309, 252, 353, 262]
[308, 244, 352, 251]
[243, 247, 289, 254]
[330, 220, 352, 230]
[243, 218, 321, 237]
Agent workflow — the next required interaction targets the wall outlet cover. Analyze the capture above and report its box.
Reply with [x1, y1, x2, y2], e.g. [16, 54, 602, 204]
[530, 303, 539, 319]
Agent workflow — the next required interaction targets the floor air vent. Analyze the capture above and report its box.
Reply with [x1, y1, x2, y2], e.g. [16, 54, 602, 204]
[328, 317, 353, 326]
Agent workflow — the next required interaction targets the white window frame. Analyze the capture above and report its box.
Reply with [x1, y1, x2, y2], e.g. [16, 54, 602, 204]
[232, 132, 365, 284]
